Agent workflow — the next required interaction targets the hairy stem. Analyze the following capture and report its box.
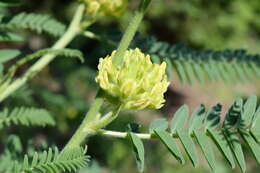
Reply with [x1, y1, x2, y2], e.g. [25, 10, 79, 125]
[63, 103, 121, 150]
[63, 97, 104, 150]
[0, 4, 85, 102]
[112, 11, 144, 67]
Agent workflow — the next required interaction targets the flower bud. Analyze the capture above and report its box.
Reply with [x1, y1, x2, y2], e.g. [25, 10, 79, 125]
[84, 0, 128, 17]
[95, 48, 170, 110]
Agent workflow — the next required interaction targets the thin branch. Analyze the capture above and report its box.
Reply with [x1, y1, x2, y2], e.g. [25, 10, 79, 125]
[99, 130, 152, 139]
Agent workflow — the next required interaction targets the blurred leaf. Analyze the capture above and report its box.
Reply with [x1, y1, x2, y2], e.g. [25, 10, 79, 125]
[251, 106, 260, 143]
[0, 49, 20, 64]
[241, 95, 257, 127]
[0, 32, 24, 42]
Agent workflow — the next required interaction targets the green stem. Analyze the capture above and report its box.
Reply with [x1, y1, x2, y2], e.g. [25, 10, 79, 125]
[112, 11, 144, 67]
[63, 97, 104, 150]
[0, 4, 85, 102]
[63, 101, 121, 150]
[63, 0, 152, 150]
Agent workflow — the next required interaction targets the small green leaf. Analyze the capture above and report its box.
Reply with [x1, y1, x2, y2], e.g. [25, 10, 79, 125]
[251, 106, 260, 143]
[151, 55, 161, 64]
[149, 118, 168, 133]
[223, 129, 246, 172]
[193, 130, 216, 171]
[171, 105, 189, 133]
[205, 104, 222, 129]
[223, 98, 246, 172]
[193, 62, 206, 83]
[173, 61, 188, 84]
[128, 132, 145, 172]
[239, 129, 260, 164]
[154, 130, 185, 164]
[207, 129, 235, 168]
[188, 104, 206, 133]
[185, 61, 197, 84]
[223, 98, 243, 129]
[0, 49, 20, 64]
[241, 95, 257, 127]
[165, 58, 174, 81]
[0, 32, 24, 42]
[177, 130, 198, 167]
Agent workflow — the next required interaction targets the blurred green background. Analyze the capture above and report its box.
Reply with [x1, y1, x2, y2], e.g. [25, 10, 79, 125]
[1, 0, 260, 172]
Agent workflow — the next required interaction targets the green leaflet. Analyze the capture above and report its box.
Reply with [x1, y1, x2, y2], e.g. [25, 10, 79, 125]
[15, 147, 89, 173]
[251, 106, 260, 143]
[207, 129, 235, 168]
[193, 62, 206, 84]
[0, 107, 55, 129]
[165, 57, 174, 81]
[174, 60, 189, 84]
[0, 32, 24, 42]
[0, 49, 20, 64]
[154, 130, 185, 164]
[239, 129, 260, 164]
[224, 129, 246, 172]
[223, 98, 246, 172]
[241, 95, 257, 127]
[149, 118, 168, 133]
[183, 61, 197, 84]
[188, 104, 215, 171]
[171, 104, 189, 133]
[193, 130, 216, 171]
[177, 130, 198, 167]
[188, 104, 205, 133]
[128, 132, 145, 172]
[205, 104, 221, 129]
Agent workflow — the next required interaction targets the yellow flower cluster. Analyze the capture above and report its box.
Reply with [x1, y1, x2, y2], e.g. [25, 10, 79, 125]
[84, 0, 127, 17]
[96, 48, 170, 110]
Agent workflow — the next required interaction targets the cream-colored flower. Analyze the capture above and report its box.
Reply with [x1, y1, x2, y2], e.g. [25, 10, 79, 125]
[96, 48, 170, 110]
[84, 0, 128, 17]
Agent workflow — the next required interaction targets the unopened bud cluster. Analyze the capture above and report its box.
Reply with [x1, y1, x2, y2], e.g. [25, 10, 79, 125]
[84, 0, 127, 17]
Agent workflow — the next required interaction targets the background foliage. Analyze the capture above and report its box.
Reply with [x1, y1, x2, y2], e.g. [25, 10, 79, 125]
[1, 0, 260, 172]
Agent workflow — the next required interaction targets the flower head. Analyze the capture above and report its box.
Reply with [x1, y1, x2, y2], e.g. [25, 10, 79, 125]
[84, 0, 128, 17]
[96, 48, 170, 110]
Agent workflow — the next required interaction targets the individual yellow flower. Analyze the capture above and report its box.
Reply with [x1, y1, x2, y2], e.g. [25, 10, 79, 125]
[84, 0, 128, 17]
[95, 48, 170, 110]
